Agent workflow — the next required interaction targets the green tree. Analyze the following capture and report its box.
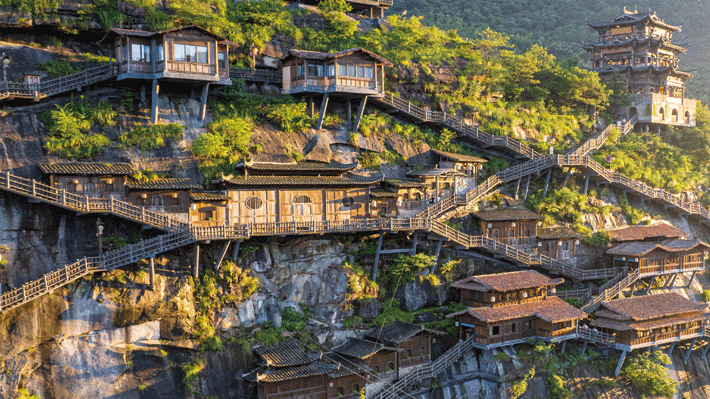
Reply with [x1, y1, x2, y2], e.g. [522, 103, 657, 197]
[621, 351, 676, 398]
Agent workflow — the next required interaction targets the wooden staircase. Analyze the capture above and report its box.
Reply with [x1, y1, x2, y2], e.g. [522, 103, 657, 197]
[0, 64, 118, 101]
[569, 115, 637, 158]
[581, 268, 640, 314]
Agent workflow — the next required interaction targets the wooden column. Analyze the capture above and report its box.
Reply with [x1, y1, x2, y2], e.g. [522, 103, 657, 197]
[583, 175, 590, 195]
[372, 232, 385, 281]
[316, 93, 329, 129]
[151, 79, 159, 124]
[684, 338, 697, 364]
[215, 241, 230, 270]
[231, 239, 242, 262]
[523, 175, 530, 201]
[410, 232, 419, 256]
[199, 83, 210, 122]
[615, 350, 627, 377]
[431, 240, 443, 273]
[193, 244, 200, 280]
[542, 169, 552, 197]
[149, 257, 155, 291]
[346, 98, 352, 126]
[514, 177, 521, 200]
[352, 96, 368, 132]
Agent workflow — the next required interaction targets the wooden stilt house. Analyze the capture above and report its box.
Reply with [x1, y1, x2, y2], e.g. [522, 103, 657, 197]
[589, 292, 710, 351]
[363, 321, 442, 369]
[280, 48, 392, 132]
[473, 208, 543, 246]
[537, 226, 582, 259]
[104, 25, 234, 123]
[447, 270, 587, 349]
[429, 149, 486, 180]
[125, 178, 201, 221]
[606, 223, 688, 244]
[39, 162, 137, 200]
[332, 337, 399, 380]
[606, 238, 709, 277]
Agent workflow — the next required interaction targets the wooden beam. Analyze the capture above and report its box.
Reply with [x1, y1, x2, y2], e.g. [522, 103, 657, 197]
[431, 239, 444, 274]
[688, 271, 697, 288]
[232, 239, 242, 262]
[523, 175, 531, 201]
[644, 276, 656, 295]
[151, 79, 159, 124]
[149, 257, 155, 291]
[542, 169, 552, 197]
[684, 338, 697, 364]
[215, 241, 231, 270]
[352, 96, 368, 133]
[193, 244, 200, 280]
[316, 93, 329, 129]
[372, 232, 385, 281]
[615, 350, 627, 377]
[379, 249, 411, 255]
[410, 232, 419, 256]
[584, 175, 590, 196]
[347, 98, 352, 126]
[667, 341, 676, 356]
[199, 83, 210, 122]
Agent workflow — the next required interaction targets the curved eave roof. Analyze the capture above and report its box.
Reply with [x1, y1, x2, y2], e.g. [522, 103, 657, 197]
[581, 37, 686, 53]
[593, 65, 694, 78]
[588, 13, 680, 32]
[282, 47, 393, 67]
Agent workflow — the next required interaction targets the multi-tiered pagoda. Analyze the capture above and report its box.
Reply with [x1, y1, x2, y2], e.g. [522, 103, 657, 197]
[582, 9, 696, 131]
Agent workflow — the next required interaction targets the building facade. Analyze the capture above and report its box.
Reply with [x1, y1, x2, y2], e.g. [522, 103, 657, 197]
[582, 10, 696, 131]
[39, 162, 137, 200]
[537, 226, 581, 259]
[607, 238, 709, 277]
[473, 208, 543, 246]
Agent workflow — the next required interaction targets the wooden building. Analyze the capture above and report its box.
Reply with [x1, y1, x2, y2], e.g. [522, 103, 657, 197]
[125, 178, 201, 220]
[246, 339, 369, 399]
[213, 161, 380, 225]
[537, 226, 581, 259]
[406, 168, 466, 204]
[589, 292, 710, 351]
[281, 48, 392, 131]
[39, 162, 137, 200]
[345, 0, 392, 19]
[189, 192, 229, 226]
[333, 337, 399, 380]
[429, 149, 486, 180]
[381, 178, 427, 212]
[105, 26, 234, 123]
[606, 238, 709, 277]
[606, 223, 688, 243]
[364, 321, 440, 369]
[582, 10, 696, 130]
[447, 270, 586, 349]
[473, 208, 543, 246]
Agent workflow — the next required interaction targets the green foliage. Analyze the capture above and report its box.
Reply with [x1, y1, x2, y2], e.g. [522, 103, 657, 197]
[281, 306, 309, 331]
[617, 193, 647, 225]
[14, 388, 40, 399]
[585, 230, 611, 249]
[221, 261, 260, 302]
[342, 315, 363, 329]
[546, 373, 571, 399]
[493, 351, 511, 362]
[255, 323, 286, 346]
[510, 367, 535, 399]
[265, 102, 315, 133]
[43, 97, 114, 159]
[703, 290, 710, 302]
[137, 384, 148, 392]
[37, 59, 78, 78]
[192, 117, 256, 182]
[621, 351, 676, 398]
[102, 235, 127, 250]
[439, 259, 461, 283]
[0, 0, 60, 14]
[527, 187, 611, 227]
[78, 53, 110, 64]
[238, 242, 260, 259]
[381, 253, 435, 292]
[120, 92, 140, 112]
[144, 4, 174, 31]
[198, 336, 223, 352]
[360, 112, 390, 137]
[371, 298, 414, 327]
[587, 378, 615, 388]
[91, 0, 125, 29]
[318, 0, 351, 13]
[353, 240, 378, 258]
[342, 261, 379, 302]
[563, 297, 581, 307]
[119, 123, 184, 151]
[181, 358, 204, 389]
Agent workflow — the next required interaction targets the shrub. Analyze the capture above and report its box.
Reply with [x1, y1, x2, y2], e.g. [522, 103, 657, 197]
[493, 351, 511, 362]
[119, 123, 184, 151]
[381, 253, 435, 292]
[198, 336, 223, 352]
[371, 298, 414, 327]
[342, 261, 379, 302]
[621, 351, 675, 398]
[703, 290, 710, 302]
[563, 297, 581, 307]
[342, 315, 363, 329]
[79, 53, 110, 64]
[14, 388, 40, 399]
[192, 117, 256, 181]
[42, 96, 115, 159]
[281, 306, 309, 331]
[38, 59, 77, 77]
[255, 324, 286, 346]
[265, 102, 315, 133]
[587, 378, 615, 388]
[181, 358, 204, 389]
[546, 373, 572, 399]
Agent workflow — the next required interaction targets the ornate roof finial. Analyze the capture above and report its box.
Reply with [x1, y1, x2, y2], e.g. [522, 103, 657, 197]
[623, 6, 638, 14]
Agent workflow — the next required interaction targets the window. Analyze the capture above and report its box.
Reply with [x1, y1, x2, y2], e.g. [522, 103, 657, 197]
[157, 44, 164, 62]
[293, 195, 312, 204]
[185, 45, 197, 62]
[196, 46, 207, 63]
[491, 325, 500, 335]
[131, 43, 150, 62]
[67, 182, 77, 193]
[348, 65, 356, 77]
[443, 183, 450, 189]
[200, 210, 214, 221]
[364, 66, 373, 79]
[297, 64, 304, 78]
[492, 229, 499, 238]
[380, 206, 387, 214]
[352, 384, 360, 393]
[218, 52, 226, 69]
[245, 196, 263, 210]
[386, 362, 394, 371]
[339, 64, 346, 76]
[174, 44, 207, 63]
[152, 195, 163, 207]
[403, 193, 409, 201]
[509, 229, 515, 238]
[121, 45, 127, 62]
[337, 387, 344, 395]
[326, 64, 335, 77]
[174, 43, 185, 61]
[524, 228, 530, 236]
[511, 322, 516, 332]
[406, 349, 412, 357]
[85, 182, 96, 192]
[307, 63, 324, 77]
[341, 195, 355, 207]
[413, 193, 421, 201]
[357, 66, 365, 78]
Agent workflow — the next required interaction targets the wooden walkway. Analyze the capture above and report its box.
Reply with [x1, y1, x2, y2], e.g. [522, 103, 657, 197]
[0, 64, 118, 101]
[581, 268, 640, 313]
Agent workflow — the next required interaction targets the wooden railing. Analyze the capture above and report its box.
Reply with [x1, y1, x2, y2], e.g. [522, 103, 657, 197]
[1, 64, 118, 100]
[166, 61, 215, 75]
[0, 171, 189, 231]
[568, 114, 637, 158]
[229, 67, 282, 83]
[581, 268, 639, 314]
[577, 326, 615, 345]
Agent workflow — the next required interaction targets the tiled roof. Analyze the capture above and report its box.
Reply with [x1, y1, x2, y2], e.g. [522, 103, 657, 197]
[323, 352, 370, 378]
[590, 312, 709, 332]
[283, 47, 393, 66]
[370, 188, 399, 198]
[383, 178, 426, 188]
[244, 362, 338, 383]
[242, 161, 358, 175]
[407, 168, 464, 177]
[39, 162, 136, 176]
[588, 12, 680, 31]
[537, 226, 581, 240]
[254, 338, 319, 368]
[473, 208, 543, 221]
[447, 296, 587, 323]
[190, 192, 230, 201]
[430, 149, 487, 163]
[450, 271, 563, 292]
[594, 292, 708, 321]
[606, 239, 710, 257]
[107, 25, 230, 42]
[606, 223, 688, 242]
[364, 321, 424, 345]
[214, 174, 380, 188]
[332, 338, 387, 359]
[126, 178, 201, 190]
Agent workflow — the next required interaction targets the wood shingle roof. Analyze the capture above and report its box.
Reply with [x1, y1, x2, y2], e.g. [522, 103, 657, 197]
[430, 149, 487, 163]
[537, 226, 582, 240]
[244, 362, 338, 383]
[39, 162, 136, 176]
[593, 292, 708, 322]
[383, 178, 427, 188]
[282, 47, 393, 66]
[241, 161, 358, 176]
[447, 296, 587, 323]
[214, 174, 380, 188]
[606, 238, 710, 257]
[190, 192, 229, 201]
[254, 338, 320, 368]
[473, 208, 543, 221]
[407, 168, 464, 177]
[606, 223, 688, 242]
[450, 270, 563, 293]
[125, 178, 201, 190]
[332, 338, 389, 359]
[364, 321, 425, 345]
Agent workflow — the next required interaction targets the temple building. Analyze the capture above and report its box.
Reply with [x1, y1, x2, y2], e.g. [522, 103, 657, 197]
[104, 25, 234, 123]
[582, 9, 696, 131]
[447, 270, 587, 349]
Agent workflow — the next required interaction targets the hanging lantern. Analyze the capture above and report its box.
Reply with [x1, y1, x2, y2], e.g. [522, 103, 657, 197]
[371, 200, 377, 208]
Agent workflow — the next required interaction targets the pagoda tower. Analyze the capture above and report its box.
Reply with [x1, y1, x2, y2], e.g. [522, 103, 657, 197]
[582, 8, 696, 131]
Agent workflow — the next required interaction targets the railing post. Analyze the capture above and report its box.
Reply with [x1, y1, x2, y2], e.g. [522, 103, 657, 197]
[110, 197, 114, 213]
[5, 171, 9, 189]
[85, 195, 89, 211]
[32, 180, 36, 197]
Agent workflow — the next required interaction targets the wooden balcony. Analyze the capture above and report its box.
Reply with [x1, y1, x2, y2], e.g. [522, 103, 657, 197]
[625, 327, 703, 350]
[399, 354, 429, 369]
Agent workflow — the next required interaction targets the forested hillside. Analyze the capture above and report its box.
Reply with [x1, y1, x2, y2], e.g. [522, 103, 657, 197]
[392, 0, 710, 102]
